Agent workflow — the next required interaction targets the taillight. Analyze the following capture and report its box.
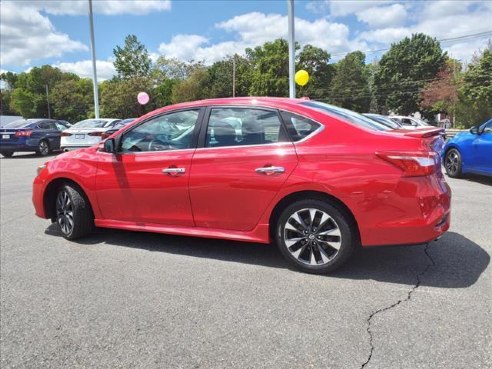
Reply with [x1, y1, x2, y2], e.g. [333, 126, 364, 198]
[376, 151, 439, 177]
[101, 132, 111, 139]
[15, 130, 33, 137]
[61, 132, 72, 137]
[88, 132, 103, 136]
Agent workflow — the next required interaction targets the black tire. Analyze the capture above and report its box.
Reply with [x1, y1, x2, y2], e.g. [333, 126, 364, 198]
[55, 184, 94, 240]
[1, 151, 14, 158]
[444, 148, 462, 178]
[275, 199, 356, 274]
[37, 140, 50, 156]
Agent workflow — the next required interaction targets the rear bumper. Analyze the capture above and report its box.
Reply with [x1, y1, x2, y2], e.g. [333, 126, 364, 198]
[355, 176, 451, 247]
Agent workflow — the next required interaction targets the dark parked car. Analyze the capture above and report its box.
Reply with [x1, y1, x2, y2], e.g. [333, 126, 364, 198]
[0, 119, 70, 157]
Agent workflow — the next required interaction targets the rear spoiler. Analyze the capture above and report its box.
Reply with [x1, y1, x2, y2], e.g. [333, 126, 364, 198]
[399, 127, 445, 138]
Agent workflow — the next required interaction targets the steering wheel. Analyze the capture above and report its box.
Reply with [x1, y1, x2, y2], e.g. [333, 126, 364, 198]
[148, 139, 172, 151]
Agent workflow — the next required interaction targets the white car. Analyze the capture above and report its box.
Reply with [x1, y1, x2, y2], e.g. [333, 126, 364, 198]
[388, 115, 431, 130]
[60, 118, 121, 151]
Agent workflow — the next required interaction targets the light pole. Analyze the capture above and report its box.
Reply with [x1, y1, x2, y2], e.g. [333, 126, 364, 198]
[287, 0, 295, 98]
[88, 0, 100, 118]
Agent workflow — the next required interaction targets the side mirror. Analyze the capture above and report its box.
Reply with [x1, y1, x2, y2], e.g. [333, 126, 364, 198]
[470, 126, 479, 135]
[104, 138, 116, 153]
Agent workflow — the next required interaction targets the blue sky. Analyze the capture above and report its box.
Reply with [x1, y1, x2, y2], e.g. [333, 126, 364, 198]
[1, 1, 492, 80]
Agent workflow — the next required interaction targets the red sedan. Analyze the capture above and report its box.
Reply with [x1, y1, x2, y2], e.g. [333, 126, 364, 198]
[33, 98, 450, 274]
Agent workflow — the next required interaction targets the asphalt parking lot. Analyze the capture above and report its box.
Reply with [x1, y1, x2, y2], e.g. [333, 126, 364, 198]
[1, 153, 491, 369]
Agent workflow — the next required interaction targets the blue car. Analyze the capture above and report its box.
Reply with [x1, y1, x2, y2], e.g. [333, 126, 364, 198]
[0, 118, 71, 158]
[442, 118, 492, 177]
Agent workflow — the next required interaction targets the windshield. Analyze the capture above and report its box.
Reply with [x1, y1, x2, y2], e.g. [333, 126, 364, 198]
[412, 117, 430, 126]
[72, 119, 111, 129]
[301, 101, 391, 131]
[4, 119, 34, 128]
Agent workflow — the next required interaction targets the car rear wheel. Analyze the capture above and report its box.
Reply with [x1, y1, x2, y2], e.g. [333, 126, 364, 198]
[275, 199, 355, 274]
[37, 140, 50, 156]
[444, 148, 462, 178]
[1, 151, 14, 158]
[56, 184, 94, 240]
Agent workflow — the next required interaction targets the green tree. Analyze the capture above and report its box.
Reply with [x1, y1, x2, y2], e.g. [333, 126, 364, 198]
[374, 33, 447, 114]
[207, 54, 251, 98]
[100, 77, 154, 118]
[246, 39, 294, 96]
[50, 78, 93, 122]
[296, 45, 334, 99]
[9, 65, 74, 118]
[171, 67, 210, 103]
[457, 48, 492, 126]
[113, 35, 152, 79]
[328, 51, 370, 112]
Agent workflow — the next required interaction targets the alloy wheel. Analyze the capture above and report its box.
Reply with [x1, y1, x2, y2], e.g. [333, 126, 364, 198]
[283, 208, 342, 266]
[56, 190, 74, 235]
[39, 141, 49, 156]
[445, 151, 459, 175]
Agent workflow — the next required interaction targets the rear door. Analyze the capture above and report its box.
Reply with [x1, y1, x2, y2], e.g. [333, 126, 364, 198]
[37, 121, 60, 148]
[189, 106, 298, 231]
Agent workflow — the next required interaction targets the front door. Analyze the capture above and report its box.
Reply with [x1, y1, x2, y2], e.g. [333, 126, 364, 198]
[95, 109, 202, 226]
[189, 107, 298, 231]
[473, 120, 492, 172]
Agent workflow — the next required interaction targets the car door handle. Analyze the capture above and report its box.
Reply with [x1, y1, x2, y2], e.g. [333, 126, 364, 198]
[255, 166, 285, 175]
[162, 167, 186, 176]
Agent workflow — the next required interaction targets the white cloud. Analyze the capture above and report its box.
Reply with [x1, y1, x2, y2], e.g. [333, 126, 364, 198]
[356, 4, 407, 28]
[54, 60, 116, 81]
[328, 0, 391, 17]
[19, 0, 171, 16]
[0, 2, 87, 66]
[157, 12, 367, 64]
[358, 27, 411, 45]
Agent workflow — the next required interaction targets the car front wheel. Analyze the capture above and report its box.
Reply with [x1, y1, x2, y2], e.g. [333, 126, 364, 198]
[275, 199, 356, 274]
[444, 148, 462, 178]
[56, 184, 94, 240]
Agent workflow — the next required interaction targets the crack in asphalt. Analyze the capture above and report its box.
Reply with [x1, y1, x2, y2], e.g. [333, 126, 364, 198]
[360, 243, 436, 369]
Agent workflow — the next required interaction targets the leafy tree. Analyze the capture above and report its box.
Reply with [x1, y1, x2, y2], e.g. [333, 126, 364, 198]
[246, 39, 294, 96]
[50, 78, 93, 123]
[171, 67, 210, 103]
[113, 35, 151, 79]
[9, 66, 74, 118]
[207, 54, 251, 98]
[296, 45, 334, 99]
[420, 59, 459, 122]
[374, 33, 447, 114]
[328, 51, 370, 112]
[457, 48, 492, 126]
[100, 77, 154, 118]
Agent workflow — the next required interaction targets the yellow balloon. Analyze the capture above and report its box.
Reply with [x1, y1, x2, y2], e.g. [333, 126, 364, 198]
[295, 70, 309, 86]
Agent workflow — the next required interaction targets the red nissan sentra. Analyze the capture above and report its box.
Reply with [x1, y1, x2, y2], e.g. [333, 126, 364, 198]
[33, 98, 451, 274]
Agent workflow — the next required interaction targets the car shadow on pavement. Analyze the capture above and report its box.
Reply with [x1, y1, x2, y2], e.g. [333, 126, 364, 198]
[45, 225, 488, 289]
[0, 152, 60, 160]
[462, 174, 492, 185]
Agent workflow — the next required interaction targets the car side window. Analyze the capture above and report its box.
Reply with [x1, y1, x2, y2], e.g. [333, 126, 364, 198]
[120, 110, 199, 152]
[401, 118, 413, 126]
[280, 111, 321, 142]
[205, 108, 288, 148]
[55, 122, 67, 131]
[37, 122, 50, 130]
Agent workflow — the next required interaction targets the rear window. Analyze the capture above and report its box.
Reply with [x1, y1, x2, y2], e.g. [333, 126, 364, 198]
[280, 111, 321, 141]
[301, 101, 391, 131]
[72, 119, 110, 129]
[4, 119, 33, 128]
